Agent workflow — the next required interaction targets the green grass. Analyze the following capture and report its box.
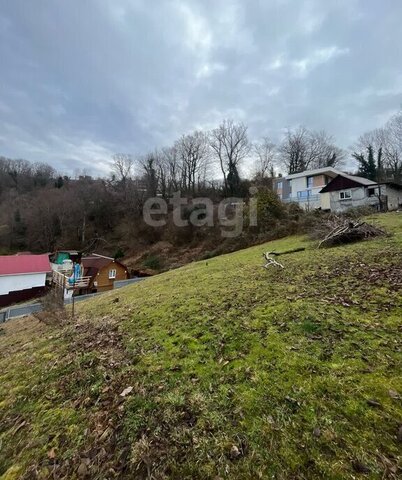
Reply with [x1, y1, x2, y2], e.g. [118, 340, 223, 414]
[0, 212, 401, 479]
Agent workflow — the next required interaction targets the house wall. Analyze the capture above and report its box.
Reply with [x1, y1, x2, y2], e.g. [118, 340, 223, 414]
[93, 261, 128, 292]
[326, 184, 402, 212]
[320, 192, 331, 210]
[0, 286, 47, 308]
[287, 175, 327, 210]
[383, 185, 402, 210]
[273, 178, 291, 200]
[328, 187, 379, 212]
[313, 175, 326, 187]
[0, 272, 47, 296]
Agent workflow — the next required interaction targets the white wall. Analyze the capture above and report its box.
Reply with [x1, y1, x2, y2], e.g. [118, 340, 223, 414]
[327, 185, 402, 212]
[0, 273, 46, 296]
[329, 187, 379, 212]
[288, 177, 322, 209]
[383, 186, 402, 210]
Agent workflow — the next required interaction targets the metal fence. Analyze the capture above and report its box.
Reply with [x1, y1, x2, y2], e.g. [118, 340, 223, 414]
[114, 277, 146, 289]
[0, 277, 147, 323]
[0, 303, 42, 322]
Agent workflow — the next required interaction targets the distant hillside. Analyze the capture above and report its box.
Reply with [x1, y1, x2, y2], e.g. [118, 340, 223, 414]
[0, 213, 401, 479]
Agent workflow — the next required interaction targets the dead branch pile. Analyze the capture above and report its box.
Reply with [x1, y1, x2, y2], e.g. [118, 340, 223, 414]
[318, 220, 386, 248]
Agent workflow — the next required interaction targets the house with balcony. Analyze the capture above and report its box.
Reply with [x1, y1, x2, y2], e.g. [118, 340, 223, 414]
[51, 252, 129, 299]
[273, 167, 343, 210]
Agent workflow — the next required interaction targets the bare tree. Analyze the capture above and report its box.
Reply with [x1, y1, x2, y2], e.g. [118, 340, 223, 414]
[137, 152, 159, 197]
[308, 130, 345, 169]
[355, 112, 402, 182]
[384, 112, 402, 182]
[32, 162, 56, 187]
[279, 126, 309, 174]
[253, 137, 276, 180]
[162, 146, 181, 193]
[279, 127, 344, 174]
[209, 119, 250, 195]
[176, 131, 210, 194]
[111, 154, 133, 183]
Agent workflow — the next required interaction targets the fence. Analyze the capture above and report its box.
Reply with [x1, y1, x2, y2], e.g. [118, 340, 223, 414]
[0, 277, 147, 323]
[114, 277, 146, 289]
[0, 303, 43, 323]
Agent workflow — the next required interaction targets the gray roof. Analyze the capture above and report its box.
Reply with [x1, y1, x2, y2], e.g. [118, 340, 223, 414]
[284, 167, 343, 180]
[338, 173, 377, 186]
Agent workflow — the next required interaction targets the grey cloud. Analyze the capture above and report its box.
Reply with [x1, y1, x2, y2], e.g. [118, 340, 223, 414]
[0, 0, 401, 175]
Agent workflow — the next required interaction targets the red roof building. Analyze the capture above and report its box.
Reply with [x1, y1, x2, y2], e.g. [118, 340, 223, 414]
[0, 254, 51, 307]
[0, 254, 51, 276]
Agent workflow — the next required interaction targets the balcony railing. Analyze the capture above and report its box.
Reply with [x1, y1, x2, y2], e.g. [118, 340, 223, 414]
[282, 194, 320, 203]
[52, 270, 91, 289]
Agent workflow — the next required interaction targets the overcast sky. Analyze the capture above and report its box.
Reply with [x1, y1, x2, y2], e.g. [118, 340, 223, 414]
[0, 0, 401, 175]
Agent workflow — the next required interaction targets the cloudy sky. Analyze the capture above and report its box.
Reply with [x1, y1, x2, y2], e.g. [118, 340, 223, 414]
[0, 0, 401, 175]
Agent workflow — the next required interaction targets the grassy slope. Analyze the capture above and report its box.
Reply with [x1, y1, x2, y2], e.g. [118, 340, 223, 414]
[0, 213, 401, 479]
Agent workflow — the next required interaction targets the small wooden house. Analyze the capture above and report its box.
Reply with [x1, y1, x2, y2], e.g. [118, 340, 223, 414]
[81, 254, 129, 293]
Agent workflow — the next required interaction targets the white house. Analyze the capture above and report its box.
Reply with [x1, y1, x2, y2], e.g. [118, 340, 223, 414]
[273, 167, 343, 210]
[0, 254, 51, 307]
[320, 174, 402, 212]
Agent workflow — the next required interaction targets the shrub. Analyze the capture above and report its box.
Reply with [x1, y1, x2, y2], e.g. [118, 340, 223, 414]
[142, 254, 162, 270]
[114, 247, 125, 259]
[252, 187, 286, 232]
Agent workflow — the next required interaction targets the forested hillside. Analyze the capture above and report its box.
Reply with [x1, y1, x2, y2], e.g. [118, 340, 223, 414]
[1, 112, 401, 262]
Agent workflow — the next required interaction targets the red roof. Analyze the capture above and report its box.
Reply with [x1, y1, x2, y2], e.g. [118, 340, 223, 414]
[0, 254, 51, 276]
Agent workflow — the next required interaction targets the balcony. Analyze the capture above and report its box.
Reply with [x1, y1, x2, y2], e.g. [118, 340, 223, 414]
[52, 270, 91, 289]
[282, 194, 320, 203]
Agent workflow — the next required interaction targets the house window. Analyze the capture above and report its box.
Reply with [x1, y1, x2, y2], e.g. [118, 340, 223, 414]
[307, 176, 314, 188]
[339, 190, 352, 200]
[368, 188, 376, 197]
[287, 179, 292, 194]
[297, 190, 312, 199]
[109, 269, 117, 279]
[277, 181, 283, 190]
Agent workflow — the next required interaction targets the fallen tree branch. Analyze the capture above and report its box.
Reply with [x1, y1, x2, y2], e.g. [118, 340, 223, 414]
[265, 247, 305, 257]
[262, 252, 284, 269]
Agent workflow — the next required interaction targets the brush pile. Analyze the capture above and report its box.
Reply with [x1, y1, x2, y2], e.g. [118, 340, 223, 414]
[318, 219, 386, 248]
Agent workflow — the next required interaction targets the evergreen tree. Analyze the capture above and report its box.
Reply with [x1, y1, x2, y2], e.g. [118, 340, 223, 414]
[227, 163, 241, 196]
[352, 145, 381, 181]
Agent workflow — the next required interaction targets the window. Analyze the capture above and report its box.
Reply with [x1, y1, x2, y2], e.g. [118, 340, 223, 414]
[368, 188, 376, 197]
[339, 190, 352, 200]
[307, 176, 314, 188]
[109, 269, 117, 279]
[277, 181, 283, 190]
[297, 190, 312, 199]
[287, 179, 292, 194]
